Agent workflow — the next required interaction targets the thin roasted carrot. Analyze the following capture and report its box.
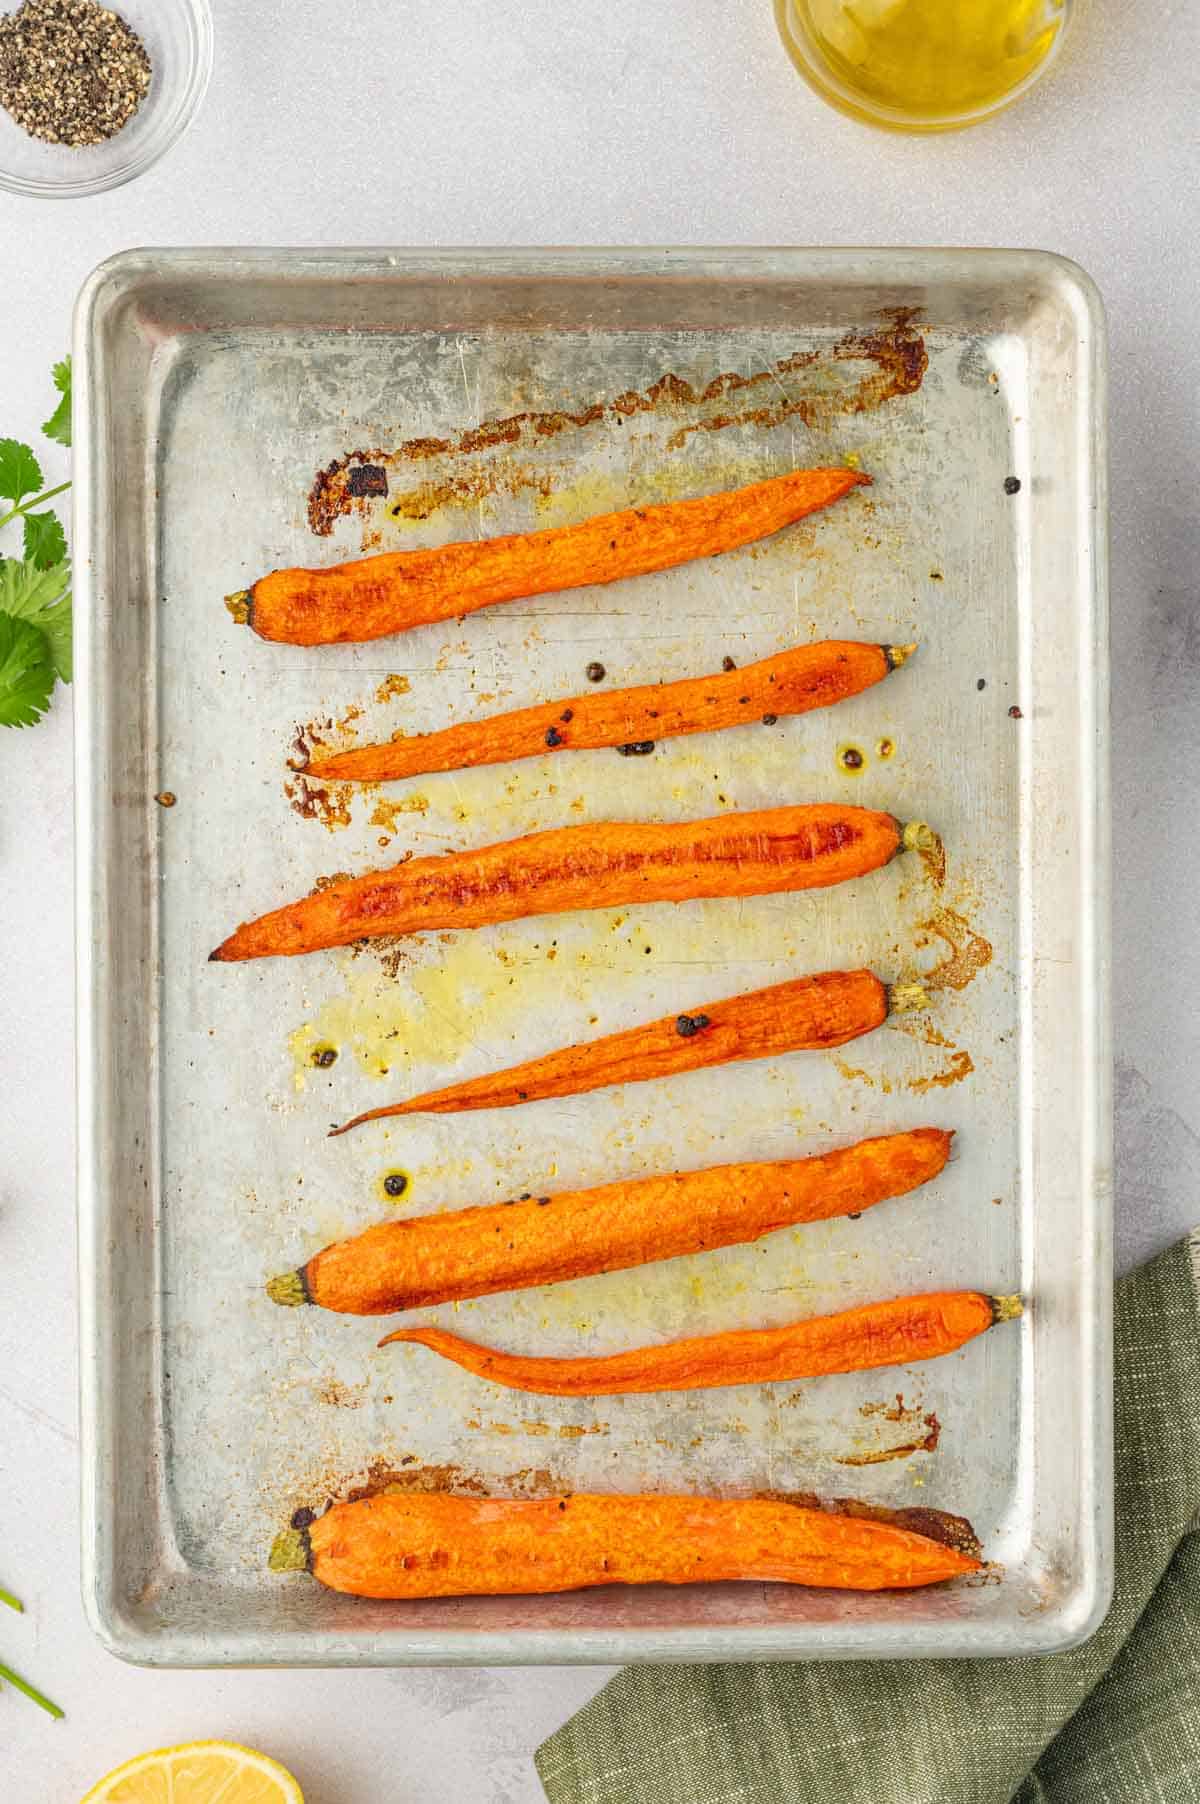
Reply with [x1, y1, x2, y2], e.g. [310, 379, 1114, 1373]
[380, 1291, 1022, 1396]
[228, 467, 869, 647]
[331, 969, 928, 1136]
[266, 1128, 952, 1316]
[307, 641, 912, 784]
[268, 1490, 981, 1597]
[211, 805, 929, 963]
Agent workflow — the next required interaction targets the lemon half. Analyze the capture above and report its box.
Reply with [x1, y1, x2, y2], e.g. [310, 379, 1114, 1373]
[80, 1739, 303, 1803]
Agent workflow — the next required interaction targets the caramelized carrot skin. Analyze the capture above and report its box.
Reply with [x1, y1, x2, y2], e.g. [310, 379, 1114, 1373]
[296, 1128, 951, 1316]
[308, 642, 892, 783]
[380, 1290, 998, 1397]
[334, 968, 888, 1134]
[247, 467, 869, 647]
[211, 804, 903, 962]
[306, 1491, 980, 1598]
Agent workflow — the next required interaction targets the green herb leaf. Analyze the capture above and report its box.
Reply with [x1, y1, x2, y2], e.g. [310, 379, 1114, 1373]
[42, 356, 72, 448]
[0, 438, 43, 506]
[0, 557, 71, 682]
[0, 612, 55, 728]
[23, 509, 67, 570]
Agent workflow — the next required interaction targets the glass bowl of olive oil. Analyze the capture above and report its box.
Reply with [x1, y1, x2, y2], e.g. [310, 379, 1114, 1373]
[775, 0, 1071, 132]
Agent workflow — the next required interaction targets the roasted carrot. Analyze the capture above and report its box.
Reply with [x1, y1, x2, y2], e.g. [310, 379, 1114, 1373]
[228, 467, 869, 647]
[379, 1291, 1022, 1396]
[307, 641, 912, 784]
[268, 1489, 981, 1598]
[266, 1128, 951, 1316]
[211, 805, 930, 963]
[331, 969, 928, 1136]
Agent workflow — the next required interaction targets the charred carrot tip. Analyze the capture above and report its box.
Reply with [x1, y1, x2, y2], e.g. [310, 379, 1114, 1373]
[990, 1294, 1024, 1323]
[224, 589, 251, 625]
[885, 642, 918, 670]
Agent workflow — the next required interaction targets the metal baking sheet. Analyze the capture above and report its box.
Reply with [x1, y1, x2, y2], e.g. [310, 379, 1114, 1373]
[75, 248, 1110, 1665]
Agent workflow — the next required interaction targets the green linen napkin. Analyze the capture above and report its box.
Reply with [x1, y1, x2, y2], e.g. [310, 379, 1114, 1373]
[538, 1232, 1200, 1804]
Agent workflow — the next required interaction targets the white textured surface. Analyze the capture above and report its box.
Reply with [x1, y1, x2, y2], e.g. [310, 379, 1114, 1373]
[0, 0, 1196, 1796]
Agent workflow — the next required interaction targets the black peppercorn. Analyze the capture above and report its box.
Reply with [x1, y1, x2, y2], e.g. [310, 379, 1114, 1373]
[586, 661, 606, 682]
[617, 740, 655, 756]
[675, 1013, 711, 1037]
[383, 1171, 409, 1198]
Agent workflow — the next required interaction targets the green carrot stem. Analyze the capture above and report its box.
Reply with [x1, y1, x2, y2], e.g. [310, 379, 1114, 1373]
[0, 1582, 23, 1613]
[0, 1661, 64, 1719]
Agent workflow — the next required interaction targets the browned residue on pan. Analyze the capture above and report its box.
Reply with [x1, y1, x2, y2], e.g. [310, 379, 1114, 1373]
[286, 715, 365, 831]
[836, 1400, 941, 1466]
[916, 828, 947, 889]
[307, 313, 927, 538]
[466, 1419, 609, 1440]
[666, 314, 927, 450]
[918, 906, 994, 993]
[834, 1019, 973, 1093]
[306, 1457, 555, 1515]
[388, 466, 556, 524]
[831, 1055, 891, 1093]
[311, 869, 355, 894]
[755, 1489, 978, 1560]
[314, 1376, 369, 1409]
[861, 1393, 923, 1425]
[375, 673, 412, 703]
[284, 774, 354, 831]
[369, 794, 430, 833]
[333, 1457, 556, 1507]
[909, 1049, 975, 1093]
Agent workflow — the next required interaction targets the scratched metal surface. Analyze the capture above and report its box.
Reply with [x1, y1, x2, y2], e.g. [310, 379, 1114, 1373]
[75, 249, 1109, 1664]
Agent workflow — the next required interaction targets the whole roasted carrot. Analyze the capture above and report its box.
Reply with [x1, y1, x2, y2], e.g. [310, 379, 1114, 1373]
[267, 1490, 981, 1598]
[228, 467, 869, 647]
[266, 1128, 951, 1316]
[331, 968, 928, 1136]
[379, 1291, 1022, 1396]
[211, 805, 930, 963]
[307, 641, 912, 784]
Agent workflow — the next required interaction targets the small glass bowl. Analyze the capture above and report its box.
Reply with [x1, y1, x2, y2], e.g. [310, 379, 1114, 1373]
[774, 0, 1072, 133]
[0, 0, 212, 198]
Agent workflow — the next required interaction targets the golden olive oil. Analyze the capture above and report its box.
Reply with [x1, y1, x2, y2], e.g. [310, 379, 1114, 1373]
[776, 0, 1068, 130]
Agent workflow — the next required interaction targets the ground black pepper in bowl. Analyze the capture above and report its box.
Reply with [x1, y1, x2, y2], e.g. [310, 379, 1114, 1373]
[0, 0, 151, 146]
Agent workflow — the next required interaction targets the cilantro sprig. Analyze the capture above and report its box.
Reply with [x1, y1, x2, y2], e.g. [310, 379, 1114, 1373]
[0, 358, 72, 731]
